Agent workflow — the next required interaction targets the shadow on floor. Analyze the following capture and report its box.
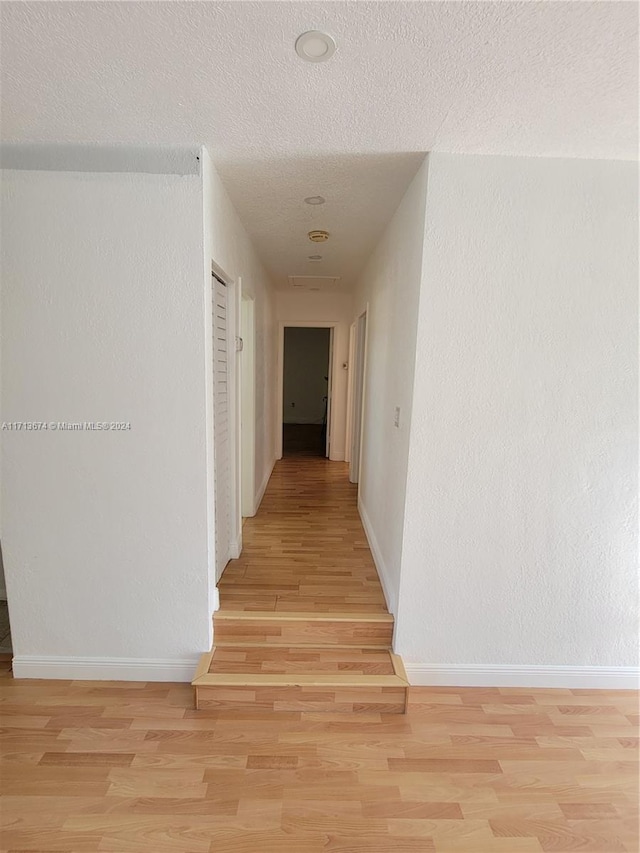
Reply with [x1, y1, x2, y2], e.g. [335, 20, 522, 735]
[282, 423, 326, 457]
[0, 600, 12, 653]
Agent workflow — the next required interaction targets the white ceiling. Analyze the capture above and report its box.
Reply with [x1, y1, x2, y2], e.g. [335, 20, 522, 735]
[2, 2, 637, 290]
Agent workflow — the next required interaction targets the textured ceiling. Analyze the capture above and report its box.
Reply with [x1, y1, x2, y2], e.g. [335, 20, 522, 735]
[2, 1, 637, 289]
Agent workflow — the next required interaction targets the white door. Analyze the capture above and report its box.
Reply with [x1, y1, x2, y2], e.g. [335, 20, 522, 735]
[213, 273, 232, 580]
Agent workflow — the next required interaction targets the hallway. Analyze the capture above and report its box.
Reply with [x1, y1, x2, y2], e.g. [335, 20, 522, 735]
[218, 457, 387, 614]
[193, 458, 407, 713]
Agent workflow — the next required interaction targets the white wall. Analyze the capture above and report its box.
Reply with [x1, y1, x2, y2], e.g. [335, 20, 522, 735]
[277, 291, 353, 461]
[283, 327, 330, 424]
[1, 166, 210, 678]
[353, 158, 430, 614]
[202, 150, 278, 561]
[398, 153, 638, 682]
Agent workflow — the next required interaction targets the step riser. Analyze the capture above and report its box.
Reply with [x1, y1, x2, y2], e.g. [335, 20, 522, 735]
[195, 684, 407, 714]
[214, 618, 393, 648]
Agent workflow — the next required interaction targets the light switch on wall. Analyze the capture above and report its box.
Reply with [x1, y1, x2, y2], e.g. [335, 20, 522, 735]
[394, 406, 401, 428]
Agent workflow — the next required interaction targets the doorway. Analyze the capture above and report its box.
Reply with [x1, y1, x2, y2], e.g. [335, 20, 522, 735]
[349, 310, 368, 484]
[282, 326, 333, 457]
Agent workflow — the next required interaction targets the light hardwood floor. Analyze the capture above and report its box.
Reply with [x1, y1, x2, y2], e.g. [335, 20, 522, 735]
[218, 458, 387, 613]
[3, 458, 638, 850]
[1, 654, 637, 852]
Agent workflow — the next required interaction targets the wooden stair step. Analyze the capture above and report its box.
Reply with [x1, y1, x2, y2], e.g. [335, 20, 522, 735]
[192, 646, 409, 713]
[213, 610, 394, 647]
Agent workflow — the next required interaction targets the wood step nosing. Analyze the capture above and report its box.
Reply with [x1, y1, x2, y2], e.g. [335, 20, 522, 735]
[193, 672, 407, 688]
[214, 610, 394, 623]
[389, 651, 410, 685]
[212, 641, 392, 650]
[192, 648, 215, 682]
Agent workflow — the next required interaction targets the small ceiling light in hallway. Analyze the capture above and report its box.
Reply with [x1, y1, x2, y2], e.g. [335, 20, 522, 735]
[295, 31, 336, 63]
[304, 196, 325, 205]
[308, 255, 323, 261]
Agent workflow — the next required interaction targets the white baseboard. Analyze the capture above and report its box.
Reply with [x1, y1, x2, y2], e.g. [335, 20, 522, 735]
[404, 663, 640, 690]
[358, 498, 396, 616]
[12, 655, 201, 682]
[254, 457, 276, 514]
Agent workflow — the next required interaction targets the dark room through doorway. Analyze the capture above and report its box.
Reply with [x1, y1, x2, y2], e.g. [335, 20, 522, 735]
[282, 326, 332, 456]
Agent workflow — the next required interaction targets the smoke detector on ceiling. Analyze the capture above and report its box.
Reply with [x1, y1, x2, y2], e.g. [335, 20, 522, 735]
[308, 230, 329, 243]
[295, 31, 336, 63]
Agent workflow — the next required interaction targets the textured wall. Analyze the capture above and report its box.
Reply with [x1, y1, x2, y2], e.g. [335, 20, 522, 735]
[353, 158, 430, 614]
[1, 168, 209, 668]
[397, 153, 639, 669]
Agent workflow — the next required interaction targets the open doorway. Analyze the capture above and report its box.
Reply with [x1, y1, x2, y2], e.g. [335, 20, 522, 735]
[282, 326, 333, 457]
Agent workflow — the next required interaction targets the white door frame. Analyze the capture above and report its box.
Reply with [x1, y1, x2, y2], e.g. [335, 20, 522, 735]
[210, 261, 241, 584]
[349, 308, 369, 485]
[240, 293, 256, 517]
[325, 327, 335, 458]
[344, 321, 357, 465]
[276, 321, 338, 460]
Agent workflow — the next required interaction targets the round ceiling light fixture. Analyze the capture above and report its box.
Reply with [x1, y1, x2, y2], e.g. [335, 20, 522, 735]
[295, 31, 336, 63]
[308, 230, 330, 243]
[308, 254, 323, 260]
[304, 195, 325, 205]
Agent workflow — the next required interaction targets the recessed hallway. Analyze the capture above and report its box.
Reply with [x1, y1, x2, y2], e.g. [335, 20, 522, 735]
[192, 459, 408, 712]
[218, 457, 387, 614]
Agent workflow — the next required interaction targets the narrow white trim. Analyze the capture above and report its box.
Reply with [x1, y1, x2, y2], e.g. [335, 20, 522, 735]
[240, 293, 256, 519]
[211, 587, 220, 613]
[404, 663, 640, 690]
[255, 457, 276, 513]
[229, 536, 242, 560]
[12, 655, 201, 682]
[358, 498, 396, 616]
[344, 321, 357, 465]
